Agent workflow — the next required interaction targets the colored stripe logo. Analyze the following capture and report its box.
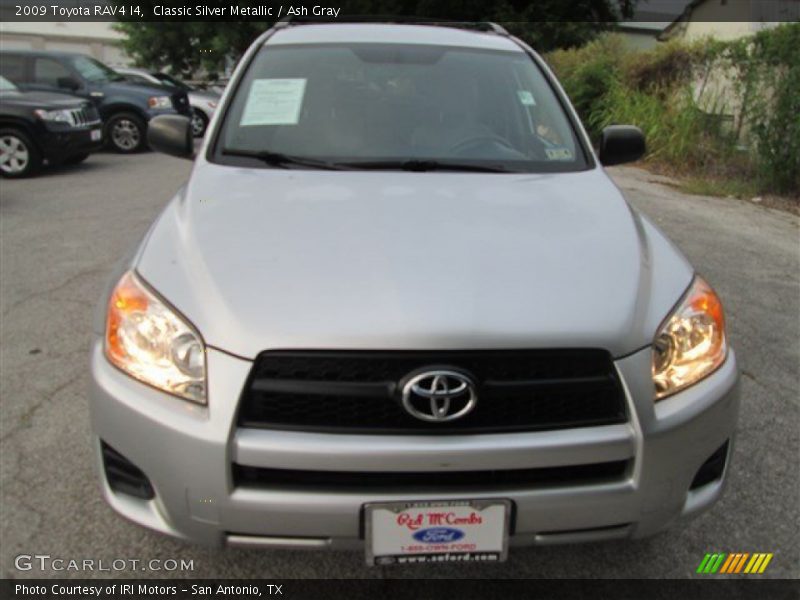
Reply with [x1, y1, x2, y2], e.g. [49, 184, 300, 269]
[697, 553, 773, 574]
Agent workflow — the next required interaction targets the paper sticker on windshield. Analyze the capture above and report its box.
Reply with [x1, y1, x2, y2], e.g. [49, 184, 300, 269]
[545, 147, 573, 160]
[517, 90, 536, 106]
[240, 78, 306, 126]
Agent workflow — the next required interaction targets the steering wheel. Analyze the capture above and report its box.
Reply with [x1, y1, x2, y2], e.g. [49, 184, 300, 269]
[449, 133, 518, 157]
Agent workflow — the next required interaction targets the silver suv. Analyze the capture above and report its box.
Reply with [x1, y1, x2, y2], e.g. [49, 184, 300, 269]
[90, 22, 739, 566]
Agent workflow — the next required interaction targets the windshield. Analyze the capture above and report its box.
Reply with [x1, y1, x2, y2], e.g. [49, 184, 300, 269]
[153, 72, 192, 90]
[68, 56, 125, 83]
[0, 75, 17, 92]
[215, 43, 589, 172]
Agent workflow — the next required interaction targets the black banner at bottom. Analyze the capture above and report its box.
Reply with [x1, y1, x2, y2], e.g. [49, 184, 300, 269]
[2, 579, 798, 600]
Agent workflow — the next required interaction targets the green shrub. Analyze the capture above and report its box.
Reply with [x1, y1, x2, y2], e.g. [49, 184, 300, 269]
[723, 24, 800, 194]
[545, 24, 800, 196]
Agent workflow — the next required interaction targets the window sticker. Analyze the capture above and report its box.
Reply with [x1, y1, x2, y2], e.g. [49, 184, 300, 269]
[517, 90, 536, 106]
[240, 78, 307, 126]
[545, 147, 573, 160]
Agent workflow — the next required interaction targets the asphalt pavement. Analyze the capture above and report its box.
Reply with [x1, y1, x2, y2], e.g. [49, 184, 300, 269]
[0, 152, 797, 579]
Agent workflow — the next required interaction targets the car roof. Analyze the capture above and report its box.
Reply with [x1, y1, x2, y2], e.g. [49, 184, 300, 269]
[0, 49, 88, 58]
[265, 23, 524, 52]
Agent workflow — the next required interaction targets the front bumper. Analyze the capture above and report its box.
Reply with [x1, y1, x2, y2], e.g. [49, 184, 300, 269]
[40, 125, 103, 163]
[89, 341, 739, 550]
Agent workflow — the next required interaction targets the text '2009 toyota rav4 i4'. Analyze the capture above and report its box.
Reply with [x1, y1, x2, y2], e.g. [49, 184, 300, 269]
[90, 21, 739, 566]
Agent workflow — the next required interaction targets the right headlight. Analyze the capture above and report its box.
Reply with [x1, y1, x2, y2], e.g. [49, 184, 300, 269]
[652, 276, 727, 400]
[105, 271, 206, 404]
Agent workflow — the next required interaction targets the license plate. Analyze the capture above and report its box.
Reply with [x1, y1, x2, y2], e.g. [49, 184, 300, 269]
[365, 499, 510, 566]
[90, 129, 102, 141]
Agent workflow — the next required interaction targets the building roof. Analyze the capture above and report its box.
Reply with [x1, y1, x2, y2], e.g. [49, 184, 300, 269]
[659, 0, 800, 40]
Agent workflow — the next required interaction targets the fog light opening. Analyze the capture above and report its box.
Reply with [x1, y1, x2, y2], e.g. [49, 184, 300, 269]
[690, 440, 730, 490]
[101, 441, 155, 500]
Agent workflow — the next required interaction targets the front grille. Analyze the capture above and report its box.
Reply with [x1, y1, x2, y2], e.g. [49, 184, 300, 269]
[233, 460, 630, 491]
[237, 350, 627, 434]
[69, 105, 100, 127]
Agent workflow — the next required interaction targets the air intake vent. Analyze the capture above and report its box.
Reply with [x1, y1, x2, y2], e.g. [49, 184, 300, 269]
[101, 441, 154, 500]
[690, 441, 729, 490]
[233, 460, 631, 492]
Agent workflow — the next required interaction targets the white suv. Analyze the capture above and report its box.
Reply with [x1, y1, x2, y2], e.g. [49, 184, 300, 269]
[90, 21, 739, 566]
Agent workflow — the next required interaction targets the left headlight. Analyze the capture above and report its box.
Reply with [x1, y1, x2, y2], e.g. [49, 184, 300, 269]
[34, 108, 76, 124]
[147, 96, 172, 109]
[105, 271, 206, 404]
[652, 276, 727, 400]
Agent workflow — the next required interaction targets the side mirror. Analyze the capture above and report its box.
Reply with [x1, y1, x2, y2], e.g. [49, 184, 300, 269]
[599, 125, 646, 166]
[147, 115, 194, 159]
[57, 76, 80, 91]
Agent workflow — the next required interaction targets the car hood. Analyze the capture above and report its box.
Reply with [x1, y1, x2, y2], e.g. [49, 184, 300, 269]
[104, 80, 176, 97]
[135, 164, 693, 359]
[0, 90, 86, 108]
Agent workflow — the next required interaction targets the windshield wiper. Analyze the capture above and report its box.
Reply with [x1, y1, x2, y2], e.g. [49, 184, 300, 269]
[221, 148, 344, 170]
[336, 159, 513, 173]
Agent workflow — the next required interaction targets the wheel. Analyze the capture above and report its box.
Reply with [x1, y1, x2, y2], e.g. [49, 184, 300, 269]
[62, 153, 89, 165]
[105, 112, 146, 153]
[0, 128, 41, 178]
[190, 109, 209, 138]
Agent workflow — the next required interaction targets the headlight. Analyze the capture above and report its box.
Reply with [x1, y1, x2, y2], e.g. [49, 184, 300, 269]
[652, 276, 727, 400]
[148, 96, 172, 109]
[33, 108, 76, 124]
[105, 271, 206, 404]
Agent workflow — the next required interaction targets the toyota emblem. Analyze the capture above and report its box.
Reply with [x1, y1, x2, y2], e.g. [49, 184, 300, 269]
[401, 370, 477, 422]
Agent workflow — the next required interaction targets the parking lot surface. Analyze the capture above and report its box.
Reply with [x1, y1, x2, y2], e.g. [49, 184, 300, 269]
[1, 152, 798, 578]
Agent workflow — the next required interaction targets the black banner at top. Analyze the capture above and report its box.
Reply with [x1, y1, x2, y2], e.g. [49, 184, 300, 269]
[1, 0, 799, 22]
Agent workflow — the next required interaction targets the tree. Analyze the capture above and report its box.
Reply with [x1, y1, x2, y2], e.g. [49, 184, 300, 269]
[113, 0, 637, 78]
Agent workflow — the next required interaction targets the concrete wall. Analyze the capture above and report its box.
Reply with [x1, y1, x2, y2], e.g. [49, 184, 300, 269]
[0, 22, 131, 66]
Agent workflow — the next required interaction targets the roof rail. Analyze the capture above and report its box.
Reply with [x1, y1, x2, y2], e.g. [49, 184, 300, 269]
[273, 17, 509, 36]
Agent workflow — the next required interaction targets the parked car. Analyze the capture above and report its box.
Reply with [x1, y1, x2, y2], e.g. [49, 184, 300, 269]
[90, 22, 739, 565]
[0, 51, 191, 153]
[115, 67, 220, 138]
[0, 75, 102, 177]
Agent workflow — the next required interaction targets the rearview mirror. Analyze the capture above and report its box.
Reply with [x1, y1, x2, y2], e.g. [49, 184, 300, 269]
[57, 76, 80, 91]
[599, 125, 646, 166]
[147, 115, 194, 159]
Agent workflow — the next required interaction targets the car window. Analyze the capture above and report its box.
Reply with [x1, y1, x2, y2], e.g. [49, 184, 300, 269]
[216, 43, 588, 172]
[0, 55, 27, 84]
[67, 56, 122, 83]
[33, 58, 73, 87]
[0, 75, 18, 91]
[153, 73, 191, 90]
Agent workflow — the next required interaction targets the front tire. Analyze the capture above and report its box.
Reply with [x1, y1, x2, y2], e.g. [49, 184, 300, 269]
[0, 128, 41, 178]
[190, 109, 209, 138]
[105, 112, 146, 153]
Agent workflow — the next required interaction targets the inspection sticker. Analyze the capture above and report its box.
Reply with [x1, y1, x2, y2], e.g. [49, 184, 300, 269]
[517, 90, 536, 106]
[240, 78, 307, 126]
[545, 147, 573, 160]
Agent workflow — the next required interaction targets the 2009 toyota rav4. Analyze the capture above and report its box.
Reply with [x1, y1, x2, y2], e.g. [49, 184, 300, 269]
[90, 21, 739, 565]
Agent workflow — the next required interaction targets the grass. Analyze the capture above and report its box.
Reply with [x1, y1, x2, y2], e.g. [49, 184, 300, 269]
[676, 176, 761, 199]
